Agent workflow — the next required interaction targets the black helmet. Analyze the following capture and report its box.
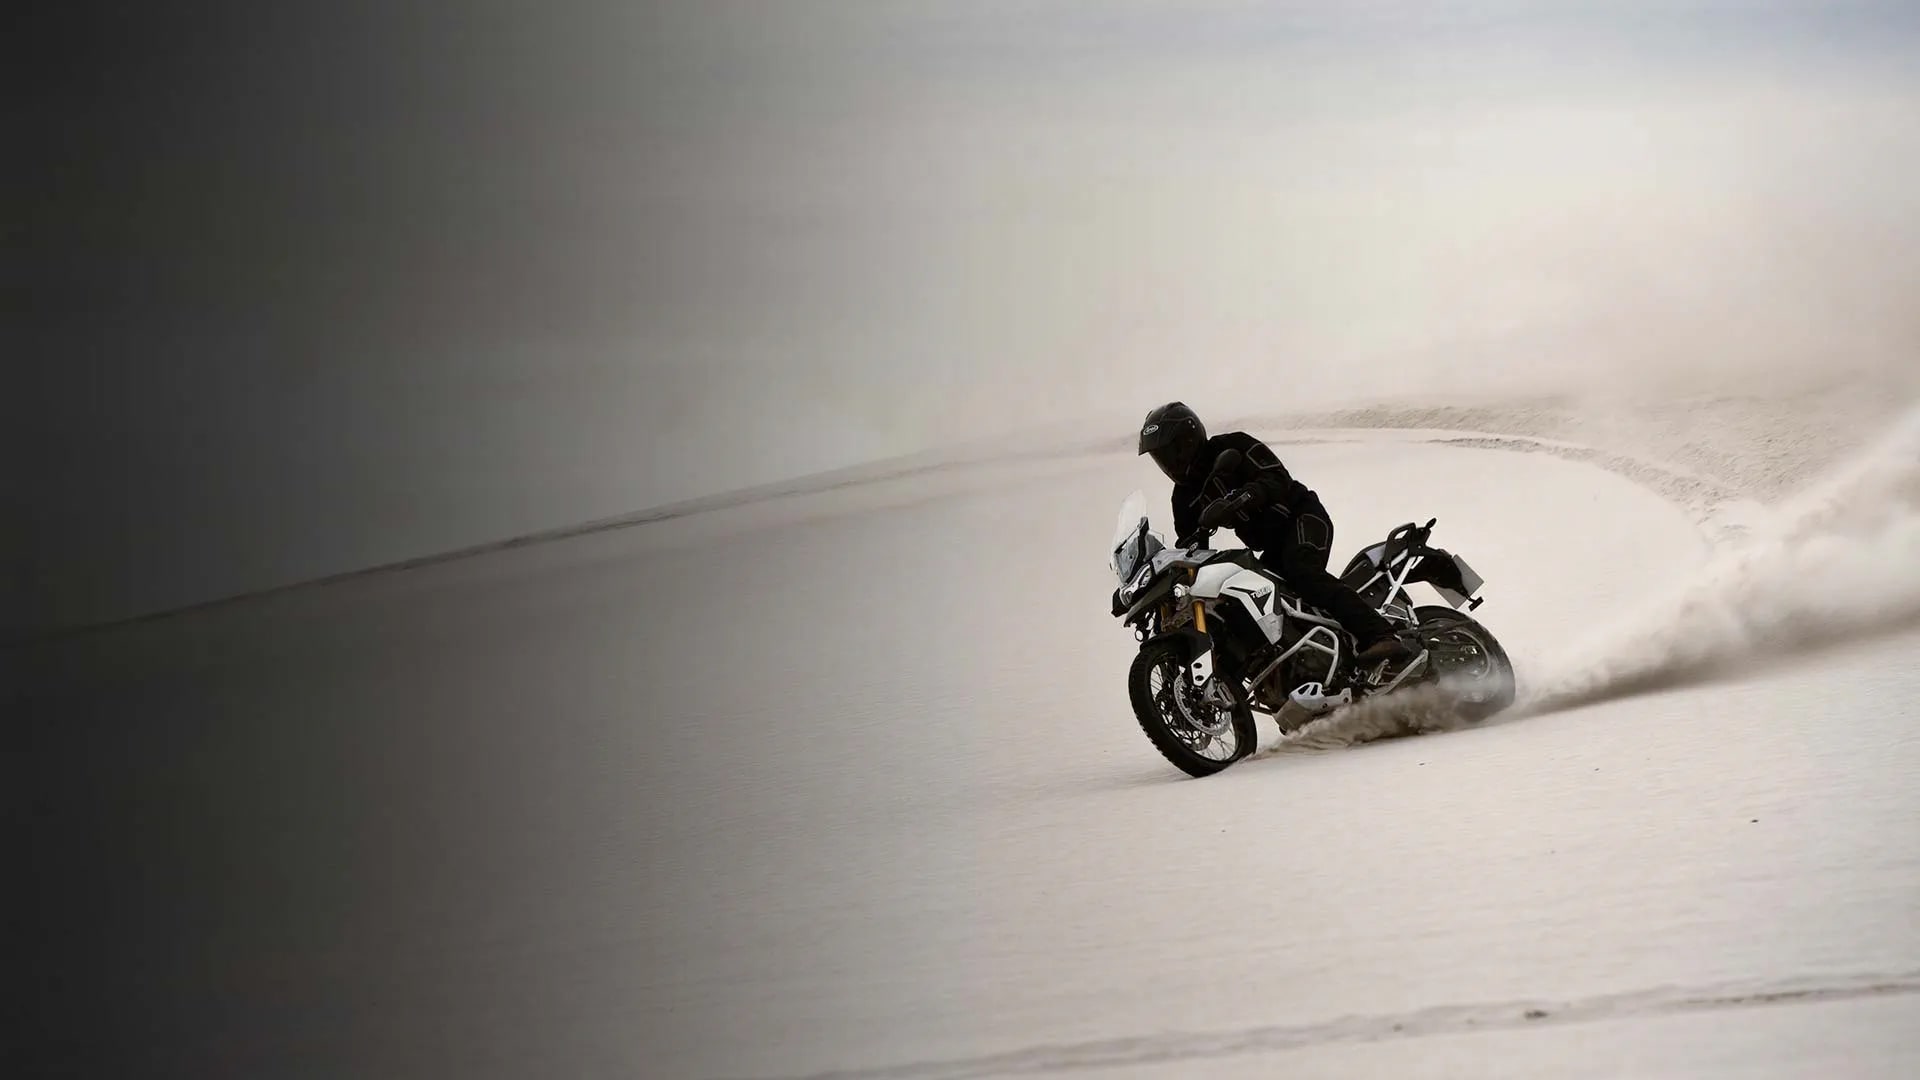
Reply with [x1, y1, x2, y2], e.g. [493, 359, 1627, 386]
[1137, 402, 1206, 480]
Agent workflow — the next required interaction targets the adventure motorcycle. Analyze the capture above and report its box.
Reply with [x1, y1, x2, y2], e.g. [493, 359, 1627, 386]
[1108, 450, 1517, 778]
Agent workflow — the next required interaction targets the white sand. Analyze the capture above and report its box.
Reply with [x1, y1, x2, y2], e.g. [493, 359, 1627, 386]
[19, 403, 1920, 1079]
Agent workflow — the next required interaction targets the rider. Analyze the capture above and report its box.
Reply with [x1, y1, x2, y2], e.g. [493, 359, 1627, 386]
[1136, 401, 1414, 668]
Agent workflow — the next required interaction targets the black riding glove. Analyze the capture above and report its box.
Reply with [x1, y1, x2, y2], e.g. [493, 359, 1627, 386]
[1197, 489, 1253, 530]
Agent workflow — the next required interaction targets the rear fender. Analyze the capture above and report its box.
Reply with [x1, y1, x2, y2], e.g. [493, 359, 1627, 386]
[1404, 545, 1486, 609]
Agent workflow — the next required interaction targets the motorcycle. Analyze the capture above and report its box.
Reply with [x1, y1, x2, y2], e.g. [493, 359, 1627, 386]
[1108, 449, 1517, 777]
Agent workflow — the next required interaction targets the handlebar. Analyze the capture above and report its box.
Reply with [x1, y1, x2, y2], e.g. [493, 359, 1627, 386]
[1181, 489, 1262, 549]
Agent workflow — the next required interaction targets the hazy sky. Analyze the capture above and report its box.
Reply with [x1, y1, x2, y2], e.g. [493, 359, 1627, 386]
[16, 1, 1920, 634]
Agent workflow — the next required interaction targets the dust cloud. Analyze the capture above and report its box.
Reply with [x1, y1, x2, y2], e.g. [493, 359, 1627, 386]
[1267, 403, 1920, 752]
[1520, 404, 1920, 716]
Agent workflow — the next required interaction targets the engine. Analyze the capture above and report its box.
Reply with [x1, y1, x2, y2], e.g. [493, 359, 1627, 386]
[1245, 644, 1314, 711]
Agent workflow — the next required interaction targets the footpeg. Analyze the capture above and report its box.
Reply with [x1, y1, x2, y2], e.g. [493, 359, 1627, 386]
[1368, 649, 1431, 693]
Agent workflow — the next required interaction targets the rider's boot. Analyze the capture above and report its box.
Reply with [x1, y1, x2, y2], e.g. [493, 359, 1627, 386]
[1354, 631, 1416, 668]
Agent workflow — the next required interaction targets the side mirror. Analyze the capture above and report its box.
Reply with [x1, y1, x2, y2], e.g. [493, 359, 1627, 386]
[1207, 448, 1243, 483]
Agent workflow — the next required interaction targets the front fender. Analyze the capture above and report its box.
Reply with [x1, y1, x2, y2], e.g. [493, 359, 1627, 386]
[1141, 625, 1210, 654]
[1141, 625, 1217, 688]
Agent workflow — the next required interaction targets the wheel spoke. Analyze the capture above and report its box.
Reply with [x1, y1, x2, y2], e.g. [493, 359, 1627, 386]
[1131, 642, 1248, 774]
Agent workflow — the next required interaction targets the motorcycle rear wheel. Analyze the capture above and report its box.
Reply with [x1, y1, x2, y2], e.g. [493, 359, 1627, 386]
[1412, 605, 1517, 721]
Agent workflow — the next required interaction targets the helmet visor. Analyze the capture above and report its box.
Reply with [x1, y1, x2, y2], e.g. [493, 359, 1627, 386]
[1148, 443, 1193, 480]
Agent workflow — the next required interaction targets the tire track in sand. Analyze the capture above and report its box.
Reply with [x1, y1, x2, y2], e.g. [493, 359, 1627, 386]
[752, 968, 1920, 1080]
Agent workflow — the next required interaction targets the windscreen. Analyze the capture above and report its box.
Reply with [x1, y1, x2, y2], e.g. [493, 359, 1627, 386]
[1109, 490, 1169, 585]
[1110, 490, 1149, 580]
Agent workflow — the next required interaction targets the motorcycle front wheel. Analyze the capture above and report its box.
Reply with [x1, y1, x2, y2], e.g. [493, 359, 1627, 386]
[1128, 638, 1258, 778]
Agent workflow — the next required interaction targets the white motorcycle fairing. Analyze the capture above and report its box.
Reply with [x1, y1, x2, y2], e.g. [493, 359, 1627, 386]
[1188, 563, 1285, 644]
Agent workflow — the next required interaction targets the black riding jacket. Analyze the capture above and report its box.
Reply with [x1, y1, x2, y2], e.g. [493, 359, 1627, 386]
[1170, 431, 1313, 549]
